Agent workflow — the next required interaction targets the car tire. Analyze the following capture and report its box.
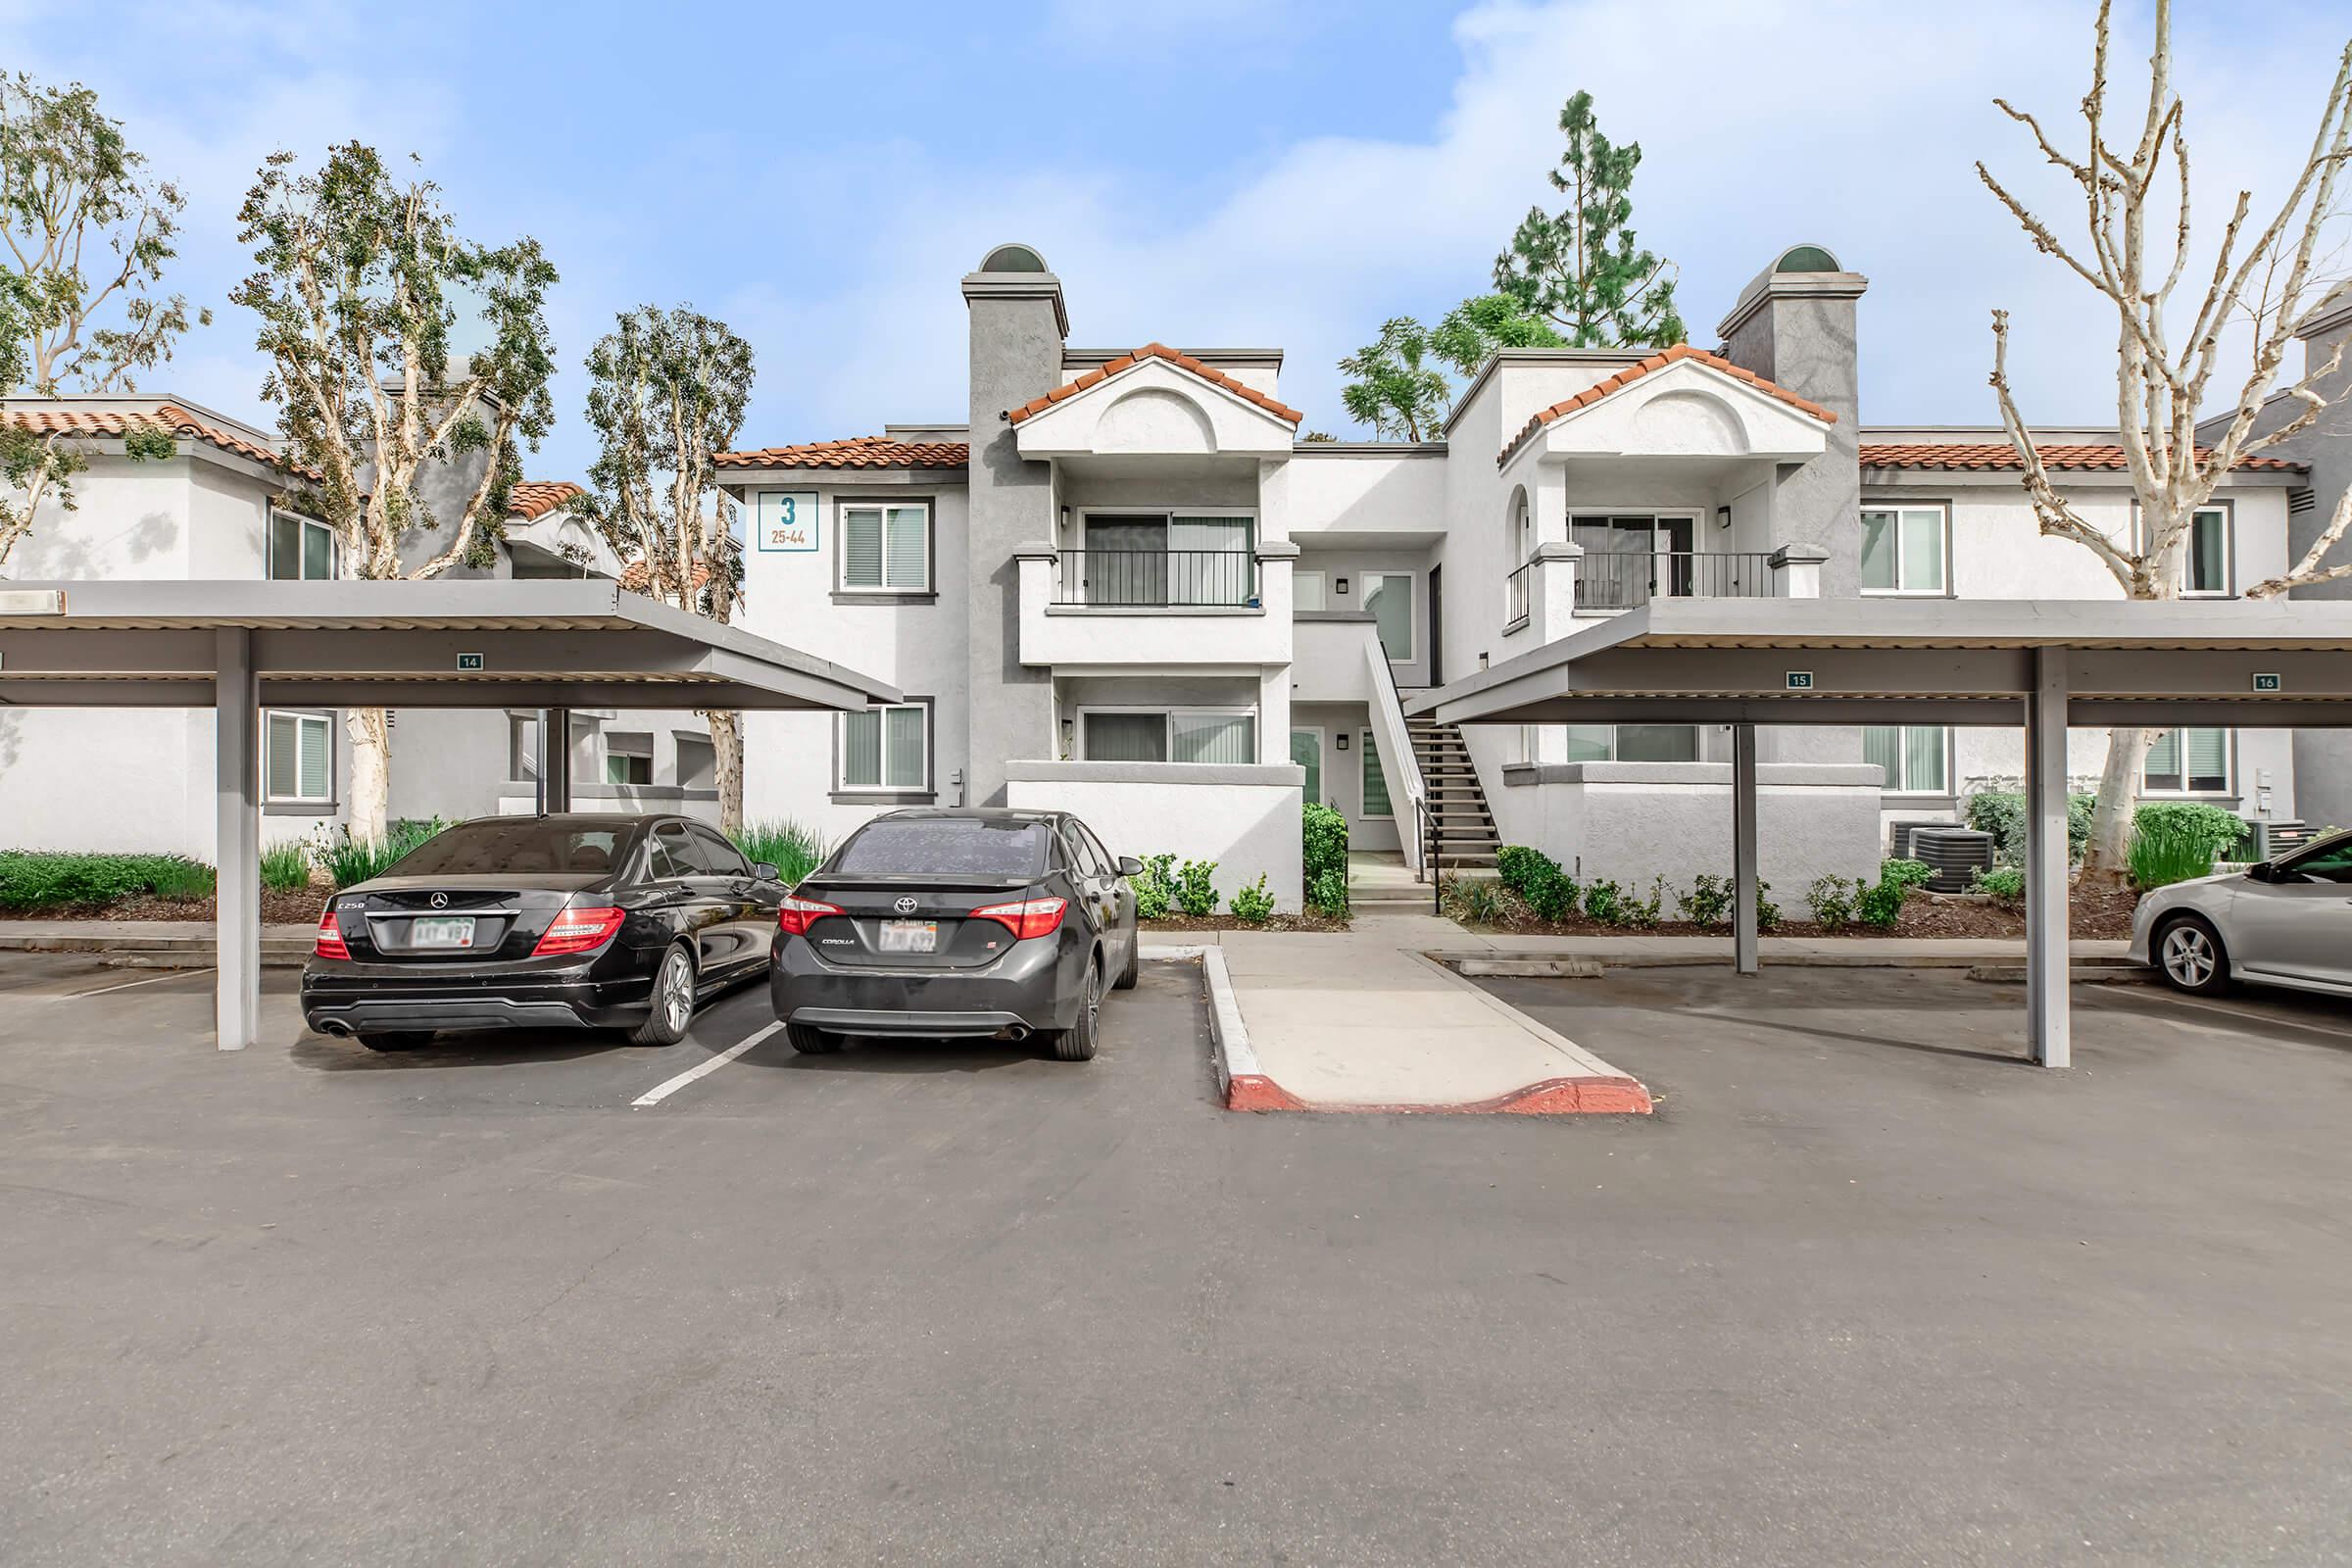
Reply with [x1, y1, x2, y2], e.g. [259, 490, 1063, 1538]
[358, 1031, 432, 1052]
[785, 1022, 844, 1054]
[2155, 913, 2232, 996]
[1112, 933, 1139, 991]
[628, 945, 698, 1047]
[1048, 956, 1102, 1062]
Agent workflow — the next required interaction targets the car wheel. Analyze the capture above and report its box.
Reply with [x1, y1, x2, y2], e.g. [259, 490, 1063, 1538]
[358, 1031, 432, 1052]
[1048, 956, 1102, 1062]
[2156, 914, 2232, 996]
[1112, 932, 1139, 991]
[785, 1022, 844, 1054]
[628, 945, 697, 1047]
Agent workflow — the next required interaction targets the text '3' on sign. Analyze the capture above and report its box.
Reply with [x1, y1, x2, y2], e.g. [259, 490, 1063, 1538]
[758, 491, 820, 553]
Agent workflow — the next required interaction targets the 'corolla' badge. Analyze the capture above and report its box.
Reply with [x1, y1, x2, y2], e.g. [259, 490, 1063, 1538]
[429, 892, 449, 908]
[895, 896, 917, 914]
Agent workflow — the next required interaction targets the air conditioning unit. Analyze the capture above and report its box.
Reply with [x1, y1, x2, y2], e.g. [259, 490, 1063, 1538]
[1888, 817, 1958, 860]
[2247, 819, 2316, 860]
[1911, 827, 1996, 894]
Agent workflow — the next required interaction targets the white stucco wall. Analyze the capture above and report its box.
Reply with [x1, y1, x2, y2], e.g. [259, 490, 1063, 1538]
[1004, 760, 1304, 911]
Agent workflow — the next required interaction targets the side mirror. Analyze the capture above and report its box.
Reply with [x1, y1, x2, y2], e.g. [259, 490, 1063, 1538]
[753, 861, 780, 882]
[1117, 856, 1144, 878]
[2245, 861, 2275, 883]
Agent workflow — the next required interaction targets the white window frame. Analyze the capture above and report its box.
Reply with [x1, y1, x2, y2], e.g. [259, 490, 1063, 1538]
[836, 500, 934, 595]
[268, 503, 338, 581]
[1360, 728, 1394, 818]
[1858, 503, 1951, 597]
[2134, 500, 2235, 598]
[1863, 724, 1953, 796]
[1072, 509, 1259, 607]
[1361, 570, 1416, 661]
[2139, 726, 2234, 798]
[509, 713, 539, 783]
[264, 710, 334, 805]
[1076, 706, 1259, 764]
[604, 730, 654, 787]
[836, 700, 933, 793]
[1294, 570, 1328, 612]
[1562, 723, 1702, 763]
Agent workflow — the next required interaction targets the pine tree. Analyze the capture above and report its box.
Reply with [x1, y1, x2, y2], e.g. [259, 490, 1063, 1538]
[1494, 91, 1685, 348]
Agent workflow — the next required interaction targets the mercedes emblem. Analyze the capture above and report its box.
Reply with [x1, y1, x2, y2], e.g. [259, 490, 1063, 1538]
[429, 892, 449, 909]
[895, 896, 918, 914]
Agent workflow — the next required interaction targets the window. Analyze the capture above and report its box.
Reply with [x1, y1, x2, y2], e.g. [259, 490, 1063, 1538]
[2184, 506, 2231, 596]
[1363, 571, 1414, 660]
[2143, 727, 2230, 795]
[840, 503, 931, 593]
[2278, 834, 2352, 884]
[1292, 729, 1323, 806]
[674, 735, 715, 792]
[1563, 724, 1698, 763]
[1076, 514, 1254, 606]
[839, 703, 930, 792]
[1361, 731, 1392, 817]
[649, 822, 697, 880]
[1863, 725, 1951, 795]
[268, 506, 335, 580]
[836, 816, 1052, 877]
[604, 731, 653, 786]
[687, 824, 750, 878]
[264, 711, 332, 804]
[1295, 570, 1327, 612]
[1060, 819, 1108, 878]
[509, 714, 539, 782]
[1080, 710, 1257, 764]
[1860, 506, 1948, 595]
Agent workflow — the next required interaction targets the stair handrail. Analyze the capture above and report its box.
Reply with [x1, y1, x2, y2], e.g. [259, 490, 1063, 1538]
[1364, 632, 1429, 880]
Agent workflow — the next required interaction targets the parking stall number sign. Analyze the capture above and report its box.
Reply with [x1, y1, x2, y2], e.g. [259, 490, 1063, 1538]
[758, 491, 819, 553]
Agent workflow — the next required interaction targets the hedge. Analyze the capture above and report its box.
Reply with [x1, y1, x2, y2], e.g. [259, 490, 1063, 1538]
[0, 851, 217, 910]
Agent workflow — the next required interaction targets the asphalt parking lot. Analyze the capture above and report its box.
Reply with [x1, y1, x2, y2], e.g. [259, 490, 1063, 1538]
[4, 954, 2350, 1565]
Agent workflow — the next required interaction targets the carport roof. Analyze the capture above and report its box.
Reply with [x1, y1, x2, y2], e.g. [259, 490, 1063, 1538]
[1414, 597, 2352, 729]
[0, 579, 902, 711]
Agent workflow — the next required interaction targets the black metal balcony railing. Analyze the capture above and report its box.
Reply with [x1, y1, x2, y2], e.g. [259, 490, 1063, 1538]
[1574, 551, 1775, 612]
[1053, 549, 1256, 608]
[1505, 561, 1531, 624]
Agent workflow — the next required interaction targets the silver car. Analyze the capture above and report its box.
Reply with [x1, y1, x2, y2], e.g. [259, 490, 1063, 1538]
[2131, 829, 2352, 997]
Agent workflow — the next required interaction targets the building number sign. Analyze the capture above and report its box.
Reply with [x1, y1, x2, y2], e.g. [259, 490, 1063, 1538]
[758, 491, 820, 553]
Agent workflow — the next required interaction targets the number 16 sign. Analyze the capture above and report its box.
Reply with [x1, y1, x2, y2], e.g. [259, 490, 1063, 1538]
[757, 491, 819, 553]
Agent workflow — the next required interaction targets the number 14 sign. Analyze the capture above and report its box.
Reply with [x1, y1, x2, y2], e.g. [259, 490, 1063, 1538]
[757, 491, 819, 553]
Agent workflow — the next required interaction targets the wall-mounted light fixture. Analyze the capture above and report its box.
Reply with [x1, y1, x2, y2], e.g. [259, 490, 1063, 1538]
[1335, 576, 1350, 596]
[1716, 505, 1732, 531]
[1336, 733, 1348, 751]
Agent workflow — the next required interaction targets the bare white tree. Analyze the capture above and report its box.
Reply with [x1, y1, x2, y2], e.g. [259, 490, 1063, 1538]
[1980, 0, 2352, 880]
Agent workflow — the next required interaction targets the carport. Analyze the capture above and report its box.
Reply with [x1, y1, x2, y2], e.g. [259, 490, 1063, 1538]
[0, 580, 901, 1050]
[1414, 597, 2352, 1067]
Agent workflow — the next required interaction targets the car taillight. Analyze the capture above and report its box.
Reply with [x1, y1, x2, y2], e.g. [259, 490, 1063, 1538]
[314, 906, 351, 961]
[776, 895, 844, 938]
[532, 905, 625, 956]
[971, 896, 1068, 941]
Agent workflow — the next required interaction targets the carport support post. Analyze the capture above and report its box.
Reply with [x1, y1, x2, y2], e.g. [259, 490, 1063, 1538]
[2025, 647, 2071, 1068]
[1732, 721, 1759, 975]
[215, 628, 260, 1051]
[538, 707, 571, 812]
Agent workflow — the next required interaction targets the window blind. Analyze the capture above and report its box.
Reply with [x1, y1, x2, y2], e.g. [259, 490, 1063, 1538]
[842, 509, 883, 588]
[1172, 711, 1253, 764]
[1362, 733, 1393, 815]
[884, 507, 927, 589]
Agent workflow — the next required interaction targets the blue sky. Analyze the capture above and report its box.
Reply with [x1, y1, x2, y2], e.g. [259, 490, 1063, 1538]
[5, 0, 2347, 484]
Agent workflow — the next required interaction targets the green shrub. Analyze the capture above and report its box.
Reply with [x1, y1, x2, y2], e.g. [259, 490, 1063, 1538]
[1494, 845, 1543, 894]
[1678, 873, 1733, 927]
[1972, 864, 2025, 905]
[1132, 853, 1178, 920]
[2132, 802, 2243, 863]
[1966, 791, 2096, 864]
[1497, 844, 1577, 920]
[733, 818, 829, 887]
[1173, 858, 1220, 917]
[0, 851, 218, 909]
[1229, 874, 1275, 923]
[320, 817, 447, 890]
[1443, 877, 1506, 926]
[1620, 877, 1665, 930]
[1855, 859, 1933, 929]
[1301, 804, 1348, 913]
[1582, 878, 1625, 925]
[260, 842, 314, 892]
[2128, 819, 2219, 890]
[1756, 881, 1782, 932]
[1805, 874, 1855, 930]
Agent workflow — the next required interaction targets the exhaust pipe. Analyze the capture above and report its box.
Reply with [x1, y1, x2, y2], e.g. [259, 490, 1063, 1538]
[1004, 1024, 1031, 1043]
[317, 1019, 354, 1038]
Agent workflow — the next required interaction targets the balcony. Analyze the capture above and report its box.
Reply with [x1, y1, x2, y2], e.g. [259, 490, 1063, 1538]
[1053, 549, 1256, 608]
[1575, 551, 1775, 612]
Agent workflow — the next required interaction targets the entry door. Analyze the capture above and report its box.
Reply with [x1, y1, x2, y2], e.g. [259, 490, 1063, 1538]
[1428, 564, 1443, 686]
[1291, 729, 1324, 809]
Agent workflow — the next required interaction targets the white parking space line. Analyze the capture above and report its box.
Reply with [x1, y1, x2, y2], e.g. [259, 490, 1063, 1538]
[58, 966, 215, 1000]
[631, 1021, 784, 1107]
[2108, 987, 2352, 1043]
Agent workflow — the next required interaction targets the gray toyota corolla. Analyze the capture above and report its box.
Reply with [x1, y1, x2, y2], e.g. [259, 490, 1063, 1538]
[769, 808, 1140, 1059]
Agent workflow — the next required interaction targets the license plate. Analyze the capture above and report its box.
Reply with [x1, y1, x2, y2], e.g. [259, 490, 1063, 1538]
[877, 919, 938, 954]
[410, 916, 477, 949]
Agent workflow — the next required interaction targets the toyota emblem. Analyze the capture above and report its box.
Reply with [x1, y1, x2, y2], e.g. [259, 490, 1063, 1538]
[895, 896, 918, 914]
[429, 892, 449, 909]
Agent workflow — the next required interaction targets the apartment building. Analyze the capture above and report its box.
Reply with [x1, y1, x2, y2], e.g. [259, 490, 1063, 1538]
[721, 241, 2317, 907]
[0, 396, 719, 858]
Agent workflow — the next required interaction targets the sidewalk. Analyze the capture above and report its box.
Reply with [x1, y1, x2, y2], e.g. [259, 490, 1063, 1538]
[0, 921, 316, 963]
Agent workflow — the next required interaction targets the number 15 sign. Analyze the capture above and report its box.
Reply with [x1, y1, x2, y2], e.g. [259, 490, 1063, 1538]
[757, 491, 819, 553]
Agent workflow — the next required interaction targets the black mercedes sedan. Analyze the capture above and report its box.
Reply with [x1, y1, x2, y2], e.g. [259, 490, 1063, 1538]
[302, 813, 786, 1052]
[769, 808, 1140, 1060]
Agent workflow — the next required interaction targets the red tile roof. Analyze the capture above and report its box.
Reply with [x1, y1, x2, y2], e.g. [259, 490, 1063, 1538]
[1858, 442, 2306, 473]
[1496, 343, 1836, 467]
[617, 559, 714, 594]
[713, 435, 970, 469]
[506, 479, 583, 520]
[4, 403, 318, 478]
[1004, 342, 1305, 427]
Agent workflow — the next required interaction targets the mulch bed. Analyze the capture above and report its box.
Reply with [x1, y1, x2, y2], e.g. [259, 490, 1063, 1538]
[1460, 884, 2141, 942]
[1144, 911, 1350, 934]
[1, 889, 330, 925]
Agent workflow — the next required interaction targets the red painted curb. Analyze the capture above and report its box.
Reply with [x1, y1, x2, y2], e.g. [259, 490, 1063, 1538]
[1223, 1072, 1651, 1116]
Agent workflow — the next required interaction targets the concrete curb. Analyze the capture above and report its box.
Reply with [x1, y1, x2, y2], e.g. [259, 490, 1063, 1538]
[1141, 942, 1304, 1112]
[1424, 947, 2143, 973]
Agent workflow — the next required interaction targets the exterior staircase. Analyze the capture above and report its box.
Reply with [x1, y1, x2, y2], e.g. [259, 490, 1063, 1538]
[1407, 717, 1500, 876]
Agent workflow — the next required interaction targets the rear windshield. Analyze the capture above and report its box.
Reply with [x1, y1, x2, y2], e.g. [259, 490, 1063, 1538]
[385, 820, 632, 877]
[831, 818, 1052, 878]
